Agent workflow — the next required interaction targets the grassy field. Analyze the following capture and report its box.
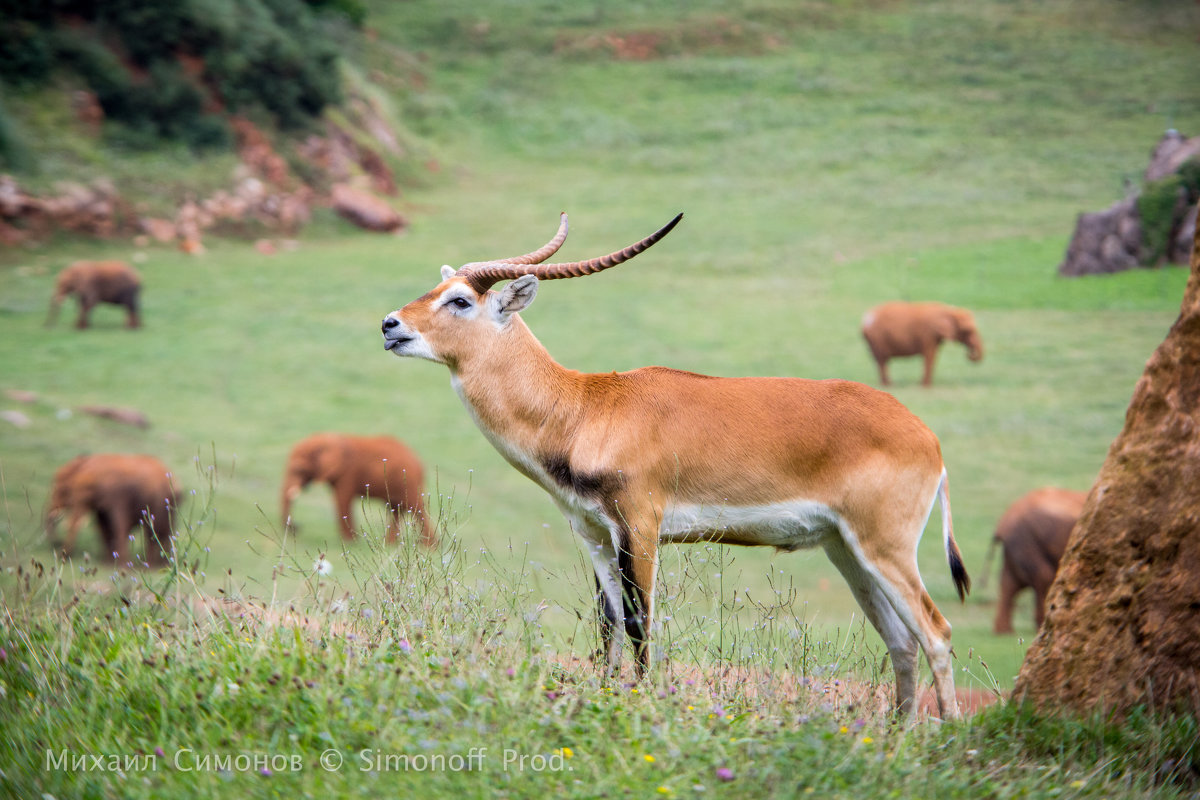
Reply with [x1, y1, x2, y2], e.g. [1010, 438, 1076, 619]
[3, 0, 1200, 796]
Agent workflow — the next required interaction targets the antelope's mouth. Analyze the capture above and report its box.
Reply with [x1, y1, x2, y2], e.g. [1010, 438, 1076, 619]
[383, 336, 412, 352]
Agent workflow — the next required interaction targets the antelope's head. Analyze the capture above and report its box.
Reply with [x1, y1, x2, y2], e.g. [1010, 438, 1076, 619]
[381, 213, 682, 369]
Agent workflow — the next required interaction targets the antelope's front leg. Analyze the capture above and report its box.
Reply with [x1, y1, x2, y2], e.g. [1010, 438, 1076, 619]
[612, 508, 661, 677]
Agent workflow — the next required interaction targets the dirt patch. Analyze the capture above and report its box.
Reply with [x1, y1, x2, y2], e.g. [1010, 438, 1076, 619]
[554, 18, 783, 61]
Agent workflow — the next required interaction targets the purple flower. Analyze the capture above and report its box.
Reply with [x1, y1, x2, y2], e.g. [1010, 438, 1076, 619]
[716, 767, 734, 782]
[154, 747, 165, 758]
[397, 639, 412, 653]
[259, 767, 271, 777]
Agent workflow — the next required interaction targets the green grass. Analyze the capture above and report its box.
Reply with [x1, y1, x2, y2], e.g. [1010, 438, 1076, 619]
[3, 526, 1197, 798]
[3, 0, 1200, 795]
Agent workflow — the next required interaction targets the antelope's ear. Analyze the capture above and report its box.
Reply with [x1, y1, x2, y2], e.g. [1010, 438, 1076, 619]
[492, 274, 538, 320]
[440, 265, 457, 281]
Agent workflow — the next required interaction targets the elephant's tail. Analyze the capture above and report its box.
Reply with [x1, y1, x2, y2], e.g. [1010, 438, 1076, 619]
[939, 468, 971, 602]
[977, 534, 1001, 592]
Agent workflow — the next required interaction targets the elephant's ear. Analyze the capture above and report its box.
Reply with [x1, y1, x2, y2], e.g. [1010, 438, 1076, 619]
[314, 438, 348, 482]
[931, 312, 958, 340]
[952, 308, 977, 335]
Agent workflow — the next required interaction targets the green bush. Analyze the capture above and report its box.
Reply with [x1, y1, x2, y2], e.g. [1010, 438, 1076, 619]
[0, 94, 36, 171]
[1138, 173, 1186, 265]
[0, 20, 53, 86]
[0, 0, 346, 149]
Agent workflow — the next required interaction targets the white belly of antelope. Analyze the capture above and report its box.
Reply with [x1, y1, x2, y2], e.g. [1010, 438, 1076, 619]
[659, 499, 844, 551]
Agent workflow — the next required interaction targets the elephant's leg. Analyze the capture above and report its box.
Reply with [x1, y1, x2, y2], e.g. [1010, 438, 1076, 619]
[75, 297, 94, 329]
[108, 506, 134, 563]
[993, 566, 1020, 634]
[384, 502, 402, 543]
[62, 509, 87, 555]
[412, 495, 436, 548]
[876, 356, 891, 386]
[142, 505, 171, 565]
[1030, 561, 1059, 628]
[126, 289, 142, 329]
[333, 485, 357, 540]
[921, 344, 939, 387]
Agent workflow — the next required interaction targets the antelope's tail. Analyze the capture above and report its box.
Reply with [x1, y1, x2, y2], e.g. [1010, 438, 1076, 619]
[939, 468, 971, 602]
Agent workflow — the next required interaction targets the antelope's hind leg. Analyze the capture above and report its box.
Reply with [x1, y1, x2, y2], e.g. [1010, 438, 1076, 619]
[824, 536, 922, 717]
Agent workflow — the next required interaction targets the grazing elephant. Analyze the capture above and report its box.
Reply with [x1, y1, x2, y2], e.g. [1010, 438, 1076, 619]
[861, 301, 983, 387]
[281, 433, 435, 546]
[47, 260, 142, 329]
[45, 454, 181, 564]
[989, 487, 1087, 634]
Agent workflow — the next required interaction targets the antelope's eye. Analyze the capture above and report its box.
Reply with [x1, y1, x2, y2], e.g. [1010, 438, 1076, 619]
[448, 297, 471, 310]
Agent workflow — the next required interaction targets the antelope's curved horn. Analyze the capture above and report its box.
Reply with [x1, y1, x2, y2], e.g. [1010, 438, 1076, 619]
[460, 213, 683, 293]
[497, 212, 569, 265]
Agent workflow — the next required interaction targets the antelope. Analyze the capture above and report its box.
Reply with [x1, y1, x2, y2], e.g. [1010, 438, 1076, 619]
[380, 213, 971, 718]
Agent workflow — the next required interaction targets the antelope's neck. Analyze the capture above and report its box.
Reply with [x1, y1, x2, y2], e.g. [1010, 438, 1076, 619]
[448, 320, 586, 466]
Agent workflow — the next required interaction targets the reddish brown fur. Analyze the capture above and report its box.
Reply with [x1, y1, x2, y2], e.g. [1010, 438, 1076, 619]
[47, 260, 142, 329]
[991, 487, 1086, 634]
[281, 433, 434, 546]
[45, 453, 180, 563]
[861, 301, 983, 387]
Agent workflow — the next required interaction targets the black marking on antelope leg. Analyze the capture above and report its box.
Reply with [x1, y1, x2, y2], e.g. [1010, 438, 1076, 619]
[616, 530, 649, 674]
[541, 453, 624, 499]
[595, 573, 618, 664]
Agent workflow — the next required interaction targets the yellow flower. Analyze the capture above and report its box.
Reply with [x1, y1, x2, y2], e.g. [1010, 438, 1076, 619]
[655, 787, 671, 796]
[861, 736, 874, 744]
[557, 747, 574, 759]
[644, 754, 656, 763]
[839, 726, 849, 734]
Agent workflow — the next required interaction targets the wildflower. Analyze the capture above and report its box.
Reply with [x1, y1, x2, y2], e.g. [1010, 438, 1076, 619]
[716, 767, 734, 782]
[154, 747, 165, 758]
[644, 754, 656, 763]
[259, 767, 271, 777]
[556, 747, 574, 759]
[656, 787, 672, 795]
[314, 556, 333, 576]
[861, 736, 874, 744]
[839, 726, 849, 734]
[397, 639, 412, 653]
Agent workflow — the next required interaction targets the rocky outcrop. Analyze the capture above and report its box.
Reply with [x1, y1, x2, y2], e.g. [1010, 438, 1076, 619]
[1058, 131, 1199, 277]
[330, 183, 405, 233]
[1013, 222, 1200, 718]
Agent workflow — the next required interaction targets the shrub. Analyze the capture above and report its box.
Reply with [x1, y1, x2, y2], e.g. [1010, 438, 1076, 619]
[1138, 173, 1186, 265]
[1, 0, 347, 148]
[0, 95, 36, 171]
[0, 21, 53, 87]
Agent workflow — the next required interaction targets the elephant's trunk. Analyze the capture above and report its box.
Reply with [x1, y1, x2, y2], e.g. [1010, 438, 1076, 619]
[281, 477, 305, 531]
[44, 503, 65, 546]
[46, 293, 66, 327]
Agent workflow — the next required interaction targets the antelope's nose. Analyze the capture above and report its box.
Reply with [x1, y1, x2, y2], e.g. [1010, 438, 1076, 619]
[382, 316, 400, 333]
